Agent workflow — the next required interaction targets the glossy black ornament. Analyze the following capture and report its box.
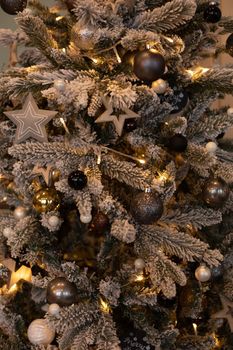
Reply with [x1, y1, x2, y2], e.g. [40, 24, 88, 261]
[0, 0, 27, 14]
[130, 191, 163, 225]
[124, 119, 137, 132]
[68, 170, 87, 190]
[226, 33, 233, 57]
[203, 178, 230, 208]
[204, 3, 221, 23]
[47, 277, 77, 306]
[133, 50, 166, 82]
[168, 134, 188, 152]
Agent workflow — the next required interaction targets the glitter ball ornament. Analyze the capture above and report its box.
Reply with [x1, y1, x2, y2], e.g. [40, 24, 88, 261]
[152, 79, 168, 94]
[33, 188, 61, 213]
[89, 212, 110, 236]
[204, 2, 221, 23]
[48, 215, 60, 228]
[3, 227, 13, 238]
[48, 303, 60, 316]
[195, 265, 211, 282]
[205, 141, 217, 153]
[0, 0, 27, 15]
[80, 214, 92, 224]
[53, 79, 65, 92]
[14, 206, 27, 220]
[203, 178, 229, 208]
[130, 191, 163, 225]
[71, 20, 96, 51]
[68, 170, 87, 190]
[168, 134, 188, 153]
[226, 33, 233, 57]
[47, 277, 78, 306]
[27, 319, 55, 346]
[133, 50, 166, 82]
[134, 258, 145, 271]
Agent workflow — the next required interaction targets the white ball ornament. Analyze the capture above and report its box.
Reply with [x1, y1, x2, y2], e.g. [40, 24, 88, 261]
[152, 79, 168, 94]
[195, 265, 211, 282]
[48, 303, 60, 316]
[206, 141, 217, 154]
[48, 215, 60, 228]
[27, 319, 55, 346]
[80, 214, 92, 224]
[54, 79, 65, 92]
[3, 227, 14, 239]
[227, 107, 233, 116]
[13, 206, 27, 220]
[134, 258, 145, 271]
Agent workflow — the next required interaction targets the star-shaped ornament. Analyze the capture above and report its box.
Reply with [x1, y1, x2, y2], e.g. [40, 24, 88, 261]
[212, 294, 233, 332]
[4, 93, 58, 144]
[95, 96, 140, 136]
[31, 164, 54, 186]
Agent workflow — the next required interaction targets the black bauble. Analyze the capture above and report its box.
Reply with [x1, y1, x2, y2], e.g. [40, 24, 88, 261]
[226, 33, 233, 57]
[203, 3, 221, 23]
[133, 50, 166, 82]
[47, 277, 78, 306]
[168, 134, 188, 153]
[130, 191, 163, 225]
[68, 170, 87, 190]
[0, 0, 27, 14]
[124, 119, 137, 132]
[203, 178, 230, 208]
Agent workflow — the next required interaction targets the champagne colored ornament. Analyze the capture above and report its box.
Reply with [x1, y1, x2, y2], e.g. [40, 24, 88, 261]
[3, 227, 14, 238]
[33, 188, 61, 213]
[134, 258, 145, 271]
[227, 107, 233, 116]
[195, 264, 211, 282]
[71, 20, 96, 51]
[205, 141, 217, 154]
[152, 79, 168, 94]
[130, 191, 163, 225]
[0, 0, 27, 15]
[13, 206, 27, 220]
[48, 303, 60, 316]
[27, 319, 55, 346]
[80, 214, 92, 224]
[48, 215, 60, 228]
[203, 178, 229, 208]
[47, 277, 78, 306]
[133, 50, 166, 82]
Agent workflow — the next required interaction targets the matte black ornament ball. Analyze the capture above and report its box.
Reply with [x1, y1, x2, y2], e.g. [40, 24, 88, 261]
[124, 119, 138, 132]
[226, 33, 233, 57]
[47, 277, 78, 307]
[130, 191, 163, 225]
[0, 0, 27, 14]
[203, 2, 222, 23]
[68, 170, 87, 190]
[168, 134, 188, 153]
[203, 178, 230, 208]
[133, 50, 166, 82]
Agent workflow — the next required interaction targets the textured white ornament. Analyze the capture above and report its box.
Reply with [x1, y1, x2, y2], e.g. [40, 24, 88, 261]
[227, 107, 233, 116]
[14, 206, 27, 220]
[3, 227, 14, 238]
[195, 265, 211, 282]
[152, 79, 168, 94]
[206, 141, 217, 153]
[80, 214, 92, 224]
[134, 258, 145, 271]
[48, 303, 60, 316]
[27, 319, 55, 346]
[54, 79, 65, 92]
[48, 215, 60, 227]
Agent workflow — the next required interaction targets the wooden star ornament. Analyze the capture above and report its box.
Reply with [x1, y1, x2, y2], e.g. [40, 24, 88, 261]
[212, 294, 233, 332]
[31, 164, 54, 186]
[95, 96, 140, 136]
[4, 93, 58, 144]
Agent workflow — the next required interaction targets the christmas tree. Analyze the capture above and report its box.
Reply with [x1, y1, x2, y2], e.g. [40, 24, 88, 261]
[1, 0, 233, 348]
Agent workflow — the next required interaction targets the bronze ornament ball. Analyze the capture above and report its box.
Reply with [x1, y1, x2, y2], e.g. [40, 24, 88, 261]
[33, 188, 61, 213]
[47, 277, 78, 307]
[133, 50, 166, 82]
[203, 178, 230, 208]
[130, 191, 163, 225]
[0, 0, 27, 14]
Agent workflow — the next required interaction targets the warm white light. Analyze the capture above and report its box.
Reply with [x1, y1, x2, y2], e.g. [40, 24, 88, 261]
[100, 298, 110, 313]
[8, 266, 32, 288]
[56, 16, 64, 21]
[186, 67, 210, 80]
[135, 274, 144, 282]
[192, 323, 198, 336]
[60, 118, 70, 134]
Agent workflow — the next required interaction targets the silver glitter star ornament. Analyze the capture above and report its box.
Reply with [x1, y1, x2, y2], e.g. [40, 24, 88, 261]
[95, 96, 140, 136]
[4, 93, 58, 144]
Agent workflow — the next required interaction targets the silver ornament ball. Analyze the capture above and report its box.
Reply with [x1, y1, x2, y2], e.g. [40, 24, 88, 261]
[205, 141, 217, 153]
[48, 303, 60, 316]
[3, 227, 14, 238]
[80, 214, 92, 224]
[152, 79, 168, 94]
[27, 319, 55, 346]
[195, 265, 211, 282]
[13, 206, 27, 220]
[48, 215, 60, 227]
[53, 79, 65, 92]
[134, 258, 145, 271]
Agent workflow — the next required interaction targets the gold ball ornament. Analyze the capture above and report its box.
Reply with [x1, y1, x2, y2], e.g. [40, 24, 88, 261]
[71, 20, 96, 51]
[51, 169, 61, 183]
[33, 188, 61, 213]
[195, 265, 211, 282]
[27, 319, 55, 346]
[152, 79, 168, 94]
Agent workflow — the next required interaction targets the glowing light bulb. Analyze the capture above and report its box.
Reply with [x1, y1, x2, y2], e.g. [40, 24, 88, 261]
[192, 323, 198, 336]
[100, 298, 110, 313]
